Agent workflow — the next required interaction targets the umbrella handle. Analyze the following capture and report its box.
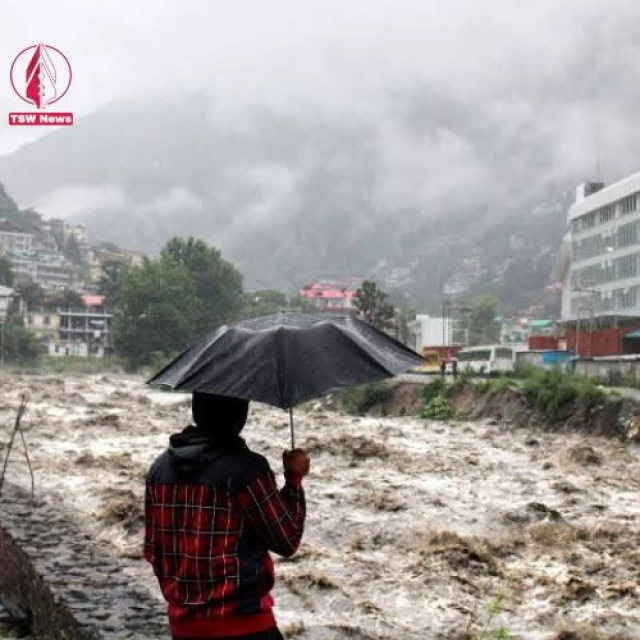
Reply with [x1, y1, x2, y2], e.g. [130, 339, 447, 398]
[289, 407, 295, 450]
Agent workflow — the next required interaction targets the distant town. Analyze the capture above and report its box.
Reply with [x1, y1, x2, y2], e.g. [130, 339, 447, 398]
[1, 169, 640, 380]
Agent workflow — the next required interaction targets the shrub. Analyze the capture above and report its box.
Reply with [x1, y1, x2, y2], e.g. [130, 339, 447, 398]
[521, 369, 607, 422]
[340, 381, 393, 415]
[146, 350, 180, 375]
[2, 322, 43, 365]
[421, 394, 455, 420]
[422, 378, 447, 404]
[489, 376, 514, 393]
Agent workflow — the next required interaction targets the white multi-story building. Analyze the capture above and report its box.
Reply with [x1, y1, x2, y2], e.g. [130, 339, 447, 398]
[0, 230, 35, 254]
[407, 315, 456, 351]
[10, 250, 74, 290]
[561, 174, 640, 321]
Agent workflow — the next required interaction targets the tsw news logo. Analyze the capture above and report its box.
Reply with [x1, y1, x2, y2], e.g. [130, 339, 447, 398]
[8, 43, 73, 127]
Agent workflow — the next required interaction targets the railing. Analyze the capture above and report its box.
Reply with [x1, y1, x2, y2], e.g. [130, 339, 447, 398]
[57, 308, 112, 318]
[58, 327, 111, 334]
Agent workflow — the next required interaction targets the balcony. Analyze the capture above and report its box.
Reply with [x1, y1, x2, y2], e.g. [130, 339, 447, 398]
[57, 308, 113, 319]
[59, 326, 111, 334]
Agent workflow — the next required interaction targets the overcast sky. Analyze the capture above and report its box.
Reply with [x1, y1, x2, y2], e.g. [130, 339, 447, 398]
[2, 0, 640, 162]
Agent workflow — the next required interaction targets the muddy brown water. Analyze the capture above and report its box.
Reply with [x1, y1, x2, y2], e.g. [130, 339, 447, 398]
[0, 373, 638, 639]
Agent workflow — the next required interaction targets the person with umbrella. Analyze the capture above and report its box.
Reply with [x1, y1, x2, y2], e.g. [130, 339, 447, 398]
[145, 312, 424, 638]
[145, 392, 309, 640]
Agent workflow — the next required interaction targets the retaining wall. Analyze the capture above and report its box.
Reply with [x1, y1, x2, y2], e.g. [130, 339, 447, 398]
[0, 484, 170, 639]
[574, 358, 640, 384]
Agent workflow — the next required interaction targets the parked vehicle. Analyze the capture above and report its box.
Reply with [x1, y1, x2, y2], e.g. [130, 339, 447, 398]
[457, 345, 514, 375]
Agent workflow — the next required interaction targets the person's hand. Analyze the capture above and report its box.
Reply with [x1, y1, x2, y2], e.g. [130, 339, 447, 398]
[283, 449, 310, 477]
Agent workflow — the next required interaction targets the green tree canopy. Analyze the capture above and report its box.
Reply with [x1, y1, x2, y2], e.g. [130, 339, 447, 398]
[99, 260, 130, 305]
[48, 288, 83, 309]
[16, 282, 44, 309]
[161, 237, 244, 332]
[241, 288, 289, 319]
[112, 258, 201, 370]
[0, 256, 14, 287]
[354, 280, 395, 330]
[3, 321, 43, 364]
[461, 294, 502, 346]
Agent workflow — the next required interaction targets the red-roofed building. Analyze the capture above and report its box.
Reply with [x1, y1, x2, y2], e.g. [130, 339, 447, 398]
[81, 294, 105, 307]
[299, 282, 358, 311]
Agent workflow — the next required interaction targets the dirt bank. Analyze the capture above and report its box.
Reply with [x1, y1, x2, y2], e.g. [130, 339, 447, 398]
[0, 373, 638, 639]
[374, 380, 639, 442]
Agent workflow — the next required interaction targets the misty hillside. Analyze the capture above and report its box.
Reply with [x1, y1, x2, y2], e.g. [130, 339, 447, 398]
[0, 94, 576, 313]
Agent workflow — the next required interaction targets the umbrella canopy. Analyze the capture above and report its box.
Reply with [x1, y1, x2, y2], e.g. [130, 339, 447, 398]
[147, 312, 424, 409]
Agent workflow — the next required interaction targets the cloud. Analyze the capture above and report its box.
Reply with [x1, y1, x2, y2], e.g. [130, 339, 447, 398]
[33, 185, 129, 218]
[4, 0, 640, 269]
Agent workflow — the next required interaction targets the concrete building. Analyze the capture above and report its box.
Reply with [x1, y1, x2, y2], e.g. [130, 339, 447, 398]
[407, 314, 455, 352]
[24, 295, 113, 357]
[562, 177, 640, 319]
[57, 294, 113, 357]
[10, 251, 74, 290]
[87, 246, 145, 284]
[560, 174, 640, 356]
[24, 308, 60, 341]
[298, 282, 358, 311]
[0, 230, 34, 254]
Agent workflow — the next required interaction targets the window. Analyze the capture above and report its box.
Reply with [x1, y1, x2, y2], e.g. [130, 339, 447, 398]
[458, 349, 491, 361]
[616, 286, 638, 310]
[582, 212, 597, 230]
[598, 204, 615, 224]
[43, 315, 50, 326]
[27, 316, 32, 326]
[621, 194, 638, 215]
[495, 348, 513, 359]
[616, 254, 638, 280]
[617, 221, 639, 248]
[603, 260, 615, 282]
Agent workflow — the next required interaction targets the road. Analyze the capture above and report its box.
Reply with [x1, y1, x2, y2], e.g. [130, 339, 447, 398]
[397, 372, 438, 384]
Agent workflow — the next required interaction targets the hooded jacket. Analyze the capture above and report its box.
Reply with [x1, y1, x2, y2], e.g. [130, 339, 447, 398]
[144, 426, 306, 638]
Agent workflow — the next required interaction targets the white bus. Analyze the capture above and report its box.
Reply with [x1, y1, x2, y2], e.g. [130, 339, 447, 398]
[457, 345, 514, 375]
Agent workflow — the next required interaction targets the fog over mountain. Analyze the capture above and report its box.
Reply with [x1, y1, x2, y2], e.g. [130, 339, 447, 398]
[2, 1, 640, 307]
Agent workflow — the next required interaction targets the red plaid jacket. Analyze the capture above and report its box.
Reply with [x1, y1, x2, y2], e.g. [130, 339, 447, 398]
[144, 429, 305, 638]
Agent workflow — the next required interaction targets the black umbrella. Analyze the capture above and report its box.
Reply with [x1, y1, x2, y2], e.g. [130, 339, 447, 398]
[147, 312, 424, 447]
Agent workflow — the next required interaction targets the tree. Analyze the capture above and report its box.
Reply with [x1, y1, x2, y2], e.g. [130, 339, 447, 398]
[3, 321, 43, 364]
[0, 257, 14, 287]
[99, 260, 130, 305]
[288, 294, 316, 312]
[16, 282, 44, 309]
[161, 237, 244, 332]
[354, 280, 395, 330]
[48, 288, 83, 309]
[461, 294, 501, 346]
[241, 289, 288, 319]
[112, 258, 201, 370]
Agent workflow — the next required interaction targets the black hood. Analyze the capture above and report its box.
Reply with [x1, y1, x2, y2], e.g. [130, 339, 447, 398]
[168, 425, 247, 473]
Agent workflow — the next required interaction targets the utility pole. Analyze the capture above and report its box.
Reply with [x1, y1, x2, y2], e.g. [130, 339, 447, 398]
[589, 293, 595, 359]
[574, 285, 599, 359]
[441, 300, 445, 360]
[442, 300, 451, 360]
